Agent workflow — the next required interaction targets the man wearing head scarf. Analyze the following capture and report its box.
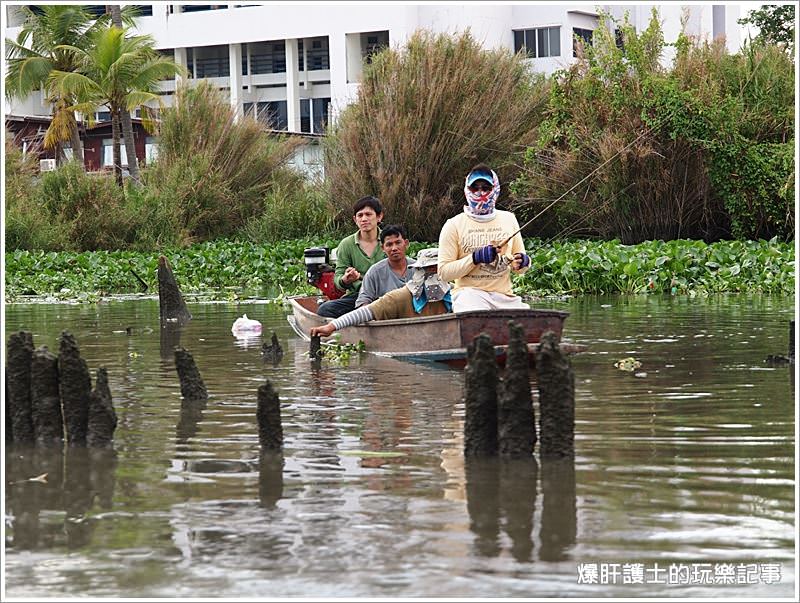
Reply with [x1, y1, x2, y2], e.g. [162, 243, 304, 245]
[310, 248, 451, 337]
[437, 164, 530, 312]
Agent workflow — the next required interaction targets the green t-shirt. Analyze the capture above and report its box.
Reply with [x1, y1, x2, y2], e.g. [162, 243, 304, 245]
[333, 231, 386, 297]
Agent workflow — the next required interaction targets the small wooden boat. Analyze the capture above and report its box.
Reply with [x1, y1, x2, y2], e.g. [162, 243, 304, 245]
[287, 295, 584, 366]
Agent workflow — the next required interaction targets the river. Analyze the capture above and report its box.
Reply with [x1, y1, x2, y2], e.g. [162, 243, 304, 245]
[3, 294, 795, 598]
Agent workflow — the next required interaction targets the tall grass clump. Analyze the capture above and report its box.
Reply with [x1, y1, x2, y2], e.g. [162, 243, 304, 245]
[324, 30, 549, 241]
[145, 81, 307, 241]
[510, 10, 795, 243]
[4, 134, 68, 250]
[5, 133, 145, 251]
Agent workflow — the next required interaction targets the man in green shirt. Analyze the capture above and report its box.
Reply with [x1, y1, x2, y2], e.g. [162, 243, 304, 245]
[317, 196, 386, 318]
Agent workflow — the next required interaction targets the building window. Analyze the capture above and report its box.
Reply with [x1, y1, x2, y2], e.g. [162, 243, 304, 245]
[257, 100, 288, 130]
[298, 37, 329, 71]
[129, 5, 153, 17]
[102, 139, 128, 167]
[145, 136, 158, 163]
[190, 45, 230, 78]
[362, 31, 389, 64]
[312, 97, 330, 134]
[244, 41, 286, 75]
[513, 26, 561, 58]
[573, 27, 594, 57]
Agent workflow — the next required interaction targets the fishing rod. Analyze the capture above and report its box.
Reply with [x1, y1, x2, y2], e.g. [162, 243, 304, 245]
[493, 125, 654, 251]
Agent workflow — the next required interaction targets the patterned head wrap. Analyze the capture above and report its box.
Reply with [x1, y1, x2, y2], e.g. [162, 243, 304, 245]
[464, 169, 500, 219]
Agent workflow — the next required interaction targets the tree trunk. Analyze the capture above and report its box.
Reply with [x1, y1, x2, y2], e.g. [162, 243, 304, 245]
[119, 107, 140, 183]
[111, 109, 122, 186]
[69, 114, 84, 167]
[108, 4, 140, 183]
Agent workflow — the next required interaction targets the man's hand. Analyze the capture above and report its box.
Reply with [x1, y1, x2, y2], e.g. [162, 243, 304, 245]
[310, 323, 336, 338]
[511, 252, 530, 271]
[472, 244, 498, 265]
[342, 266, 361, 285]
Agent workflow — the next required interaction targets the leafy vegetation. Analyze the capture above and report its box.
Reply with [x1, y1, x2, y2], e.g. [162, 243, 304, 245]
[5, 238, 793, 303]
[324, 30, 549, 241]
[514, 237, 795, 297]
[739, 4, 795, 51]
[509, 10, 795, 243]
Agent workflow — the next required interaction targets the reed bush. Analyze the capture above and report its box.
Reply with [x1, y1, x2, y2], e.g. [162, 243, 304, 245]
[241, 170, 340, 243]
[4, 136, 71, 250]
[510, 10, 795, 243]
[146, 81, 305, 241]
[324, 30, 549, 241]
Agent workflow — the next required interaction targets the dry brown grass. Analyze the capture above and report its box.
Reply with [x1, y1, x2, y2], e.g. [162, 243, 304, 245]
[324, 30, 549, 240]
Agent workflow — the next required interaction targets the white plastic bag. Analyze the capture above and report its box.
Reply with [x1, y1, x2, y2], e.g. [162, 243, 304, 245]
[231, 314, 262, 337]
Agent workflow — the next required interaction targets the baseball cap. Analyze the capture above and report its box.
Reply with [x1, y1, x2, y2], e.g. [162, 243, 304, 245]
[466, 167, 494, 187]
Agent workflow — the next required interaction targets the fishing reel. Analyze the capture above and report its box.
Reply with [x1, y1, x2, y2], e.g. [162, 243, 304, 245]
[304, 247, 344, 300]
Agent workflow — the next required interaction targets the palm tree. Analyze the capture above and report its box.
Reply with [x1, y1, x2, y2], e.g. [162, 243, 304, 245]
[108, 5, 140, 183]
[4, 5, 105, 165]
[50, 26, 185, 185]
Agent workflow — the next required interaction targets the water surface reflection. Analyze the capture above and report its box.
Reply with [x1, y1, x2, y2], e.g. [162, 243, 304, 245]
[3, 294, 794, 597]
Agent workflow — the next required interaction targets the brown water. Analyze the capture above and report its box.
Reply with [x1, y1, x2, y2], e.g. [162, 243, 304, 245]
[3, 295, 796, 598]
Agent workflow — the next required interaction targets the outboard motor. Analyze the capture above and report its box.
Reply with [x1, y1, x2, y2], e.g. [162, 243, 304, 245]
[304, 247, 344, 300]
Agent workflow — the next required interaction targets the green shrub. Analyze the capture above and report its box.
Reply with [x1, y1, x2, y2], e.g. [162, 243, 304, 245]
[241, 170, 339, 243]
[510, 11, 795, 243]
[146, 82, 305, 242]
[34, 161, 144, 250]
[324, 30, 549, 241]
[4, 135, 69, 250]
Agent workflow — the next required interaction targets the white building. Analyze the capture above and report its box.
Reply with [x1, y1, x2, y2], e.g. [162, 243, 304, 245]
[4, 2, 744, 134]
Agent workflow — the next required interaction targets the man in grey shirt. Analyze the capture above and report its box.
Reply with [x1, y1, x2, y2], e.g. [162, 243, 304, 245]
[356, 225, 415, 307]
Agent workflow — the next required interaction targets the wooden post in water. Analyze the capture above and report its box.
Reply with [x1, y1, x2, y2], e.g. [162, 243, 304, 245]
[87, 368, 117, 448]
[256, 380, 283, 452]
[157, 255, 192, 326]
[6, 331, 35, 444]
[30, 346, 63, 446]
[536, 330, 575, 460]
[173, 347, 208, 401]
[464, 333, 499, 457]
[498, 321, 537, 458]
[59, 331, 92, 446]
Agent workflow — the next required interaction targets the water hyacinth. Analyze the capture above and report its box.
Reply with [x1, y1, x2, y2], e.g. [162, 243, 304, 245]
[4, 238, 795, 302]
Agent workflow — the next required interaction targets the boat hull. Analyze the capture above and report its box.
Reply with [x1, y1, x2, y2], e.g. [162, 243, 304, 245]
[287, 295, 581, 365]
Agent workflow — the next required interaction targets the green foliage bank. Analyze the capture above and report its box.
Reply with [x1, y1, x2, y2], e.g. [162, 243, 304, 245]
[5, 239, 793, 302]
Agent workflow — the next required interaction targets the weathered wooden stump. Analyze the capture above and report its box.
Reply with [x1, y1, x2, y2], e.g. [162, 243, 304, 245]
[30, 346, 63, 446]
[258, 451, 284, 508]
[176, 399, 206, 443]
[256, 380, 283, 451]
[160, 322, 182, 360]
[464, 457, 501, 557]
[766, 319, 795, 365]
[262, 332, 284, 365]
[158, 255, 192, 326]
[63, 446, 94, 548]
[59, 331, 92, 446]
[309, 334, 323, 362]
[7, 331, 35, 444]
[539, 458, 577, 562]
[536, 330, 575, 460]
[498, 321, 537, 458]
[87, 368, 117, 448]
[89, 447, 118, 510]
[464, 333, 499, 457]
[173, 347, 208, 401]
[5, 372, 12, 443]
[500, 457, 538, 562]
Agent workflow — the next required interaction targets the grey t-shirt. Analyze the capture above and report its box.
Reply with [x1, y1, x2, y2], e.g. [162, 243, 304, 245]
[355, 256, 415, 307]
